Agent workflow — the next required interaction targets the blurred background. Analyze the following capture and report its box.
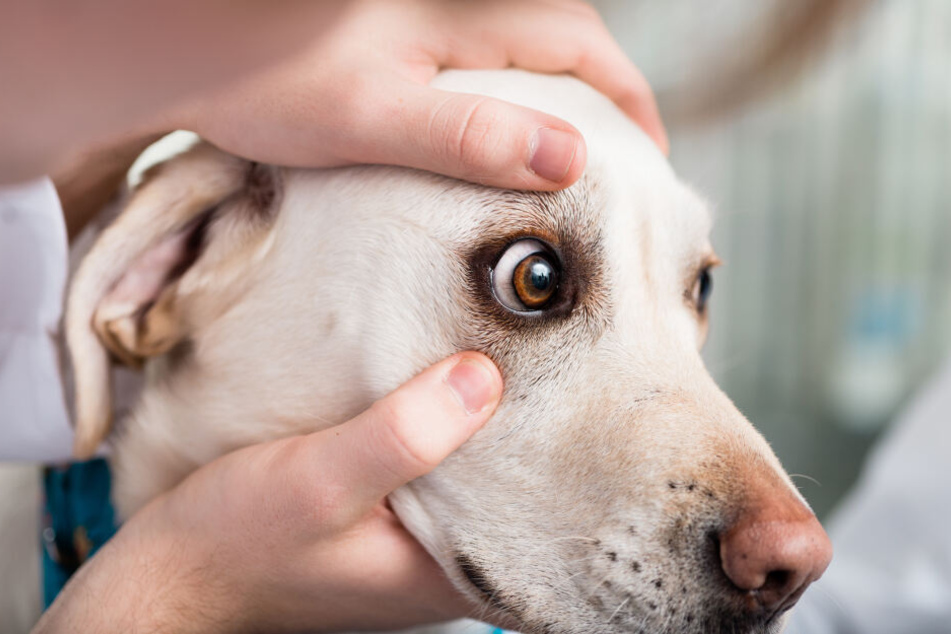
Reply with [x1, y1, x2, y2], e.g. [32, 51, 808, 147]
[595, 0, 951, 518]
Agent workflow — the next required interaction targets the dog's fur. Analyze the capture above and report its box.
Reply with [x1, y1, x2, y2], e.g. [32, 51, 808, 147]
[56, 70, 825, 634]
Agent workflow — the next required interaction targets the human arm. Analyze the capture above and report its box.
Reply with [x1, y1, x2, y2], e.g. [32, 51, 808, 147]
[2, 0, 666, 192]
[33, 352, 503, 633]
[170, 0, 668, 191]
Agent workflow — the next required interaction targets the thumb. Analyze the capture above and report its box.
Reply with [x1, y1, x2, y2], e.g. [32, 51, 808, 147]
[350, 81, 587, 191]
[314, 352, 502, 520]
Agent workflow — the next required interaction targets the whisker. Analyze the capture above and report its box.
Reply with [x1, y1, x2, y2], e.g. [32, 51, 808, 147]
[788, 473, 823, 487]
[608, 596, 630, 623]
[543, 535, 601, 544]
[815, 584, 847, 616]
[585, 573, 613, 601]
[565, 553, 602, 565]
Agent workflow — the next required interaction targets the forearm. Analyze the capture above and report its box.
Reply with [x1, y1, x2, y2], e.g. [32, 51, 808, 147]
[52, 131, 167, 241]
[0, 0, 348, 183]
[32, 501, 235, 634]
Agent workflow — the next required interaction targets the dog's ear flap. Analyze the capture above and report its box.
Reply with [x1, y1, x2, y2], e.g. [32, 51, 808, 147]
[66, 141, 279, 459]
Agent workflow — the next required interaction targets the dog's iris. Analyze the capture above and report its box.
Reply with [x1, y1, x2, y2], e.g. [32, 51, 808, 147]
[694, 267, 713, 313]
[513, 255, 556, 309]
[490, 238, 561, 313]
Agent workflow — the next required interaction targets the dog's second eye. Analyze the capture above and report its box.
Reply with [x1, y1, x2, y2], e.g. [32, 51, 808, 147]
[492, 239, 560, 312]
[692, 267, 713, 313]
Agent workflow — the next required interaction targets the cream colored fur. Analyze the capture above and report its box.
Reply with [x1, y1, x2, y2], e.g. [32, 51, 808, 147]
[6, 70, 818, 633]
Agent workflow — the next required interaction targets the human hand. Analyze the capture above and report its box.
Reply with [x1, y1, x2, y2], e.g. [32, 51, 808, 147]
[173, 0, 668, 191]
[0, 1, 351, 183]
[34, 352, 503, 634]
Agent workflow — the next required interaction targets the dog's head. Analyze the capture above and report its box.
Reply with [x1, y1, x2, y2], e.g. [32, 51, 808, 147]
[66, 70, 831, 633]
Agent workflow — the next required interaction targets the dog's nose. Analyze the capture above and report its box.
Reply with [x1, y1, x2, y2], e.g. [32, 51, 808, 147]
[718, 491, 833, 616]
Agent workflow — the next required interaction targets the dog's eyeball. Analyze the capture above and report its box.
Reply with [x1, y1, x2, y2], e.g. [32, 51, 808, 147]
[692, 267, 713, 313]
[492, 239, 560, 312]
[514, 255, 556, 308]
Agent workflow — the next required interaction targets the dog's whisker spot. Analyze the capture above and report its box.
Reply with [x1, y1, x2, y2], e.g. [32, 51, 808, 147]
[608, 596, 631, 623]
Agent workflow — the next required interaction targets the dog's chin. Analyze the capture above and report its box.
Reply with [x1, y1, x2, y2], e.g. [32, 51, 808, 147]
[451, 556, 793, 634]
[470, 608, 788, 634]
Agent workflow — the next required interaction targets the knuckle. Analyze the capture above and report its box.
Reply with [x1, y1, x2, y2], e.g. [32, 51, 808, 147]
[309, 481, 353, 529]
[266, 437, 350, 529]
[370, 395, 441, 475]
[431, 95, 505, 175]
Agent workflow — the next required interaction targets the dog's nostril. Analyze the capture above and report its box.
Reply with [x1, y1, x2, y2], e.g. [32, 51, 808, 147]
[762, 569, 791, 594]
[718, 511, 832, 616]
[755, 569, 796, 610]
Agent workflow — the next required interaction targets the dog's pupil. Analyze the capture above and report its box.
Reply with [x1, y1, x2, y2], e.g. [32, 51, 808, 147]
[514, 254, 556, 308]
[529, 260, 552, 291]
[697, 269, 713, 310]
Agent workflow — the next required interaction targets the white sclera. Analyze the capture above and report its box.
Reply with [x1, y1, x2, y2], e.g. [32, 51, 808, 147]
[490, 238, 553, 312]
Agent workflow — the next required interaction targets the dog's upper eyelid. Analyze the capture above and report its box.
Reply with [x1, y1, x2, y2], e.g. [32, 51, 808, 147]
[696, 251, 722, 271]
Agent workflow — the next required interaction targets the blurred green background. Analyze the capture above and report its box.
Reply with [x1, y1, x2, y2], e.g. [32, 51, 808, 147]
[596, 0, 951, 518]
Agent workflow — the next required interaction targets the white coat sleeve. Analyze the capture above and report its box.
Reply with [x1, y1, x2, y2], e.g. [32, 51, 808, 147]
[0, 177, 75, 462]
[785, 358, 951, 634]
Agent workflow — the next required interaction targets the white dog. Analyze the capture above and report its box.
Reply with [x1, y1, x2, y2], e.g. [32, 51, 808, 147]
[60, 70, 831, 634]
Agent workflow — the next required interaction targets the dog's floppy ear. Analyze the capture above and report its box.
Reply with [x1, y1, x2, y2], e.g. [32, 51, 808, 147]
[66, 141, 280, 459]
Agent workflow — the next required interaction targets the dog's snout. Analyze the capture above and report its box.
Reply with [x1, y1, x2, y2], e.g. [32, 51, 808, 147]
[718, 492, 833, 617]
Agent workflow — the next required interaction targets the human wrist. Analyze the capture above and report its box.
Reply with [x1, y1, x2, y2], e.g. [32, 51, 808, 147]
[34, 495, 246, 634]
[120, 495, 254, 634]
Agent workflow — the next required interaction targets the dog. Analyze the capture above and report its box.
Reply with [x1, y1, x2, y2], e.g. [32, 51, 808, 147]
[62, 70, 831, 634]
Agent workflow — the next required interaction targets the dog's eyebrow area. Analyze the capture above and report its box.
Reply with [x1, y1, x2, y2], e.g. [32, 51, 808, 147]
[458, 178, 611, 333]
[656, 192, 718, 289]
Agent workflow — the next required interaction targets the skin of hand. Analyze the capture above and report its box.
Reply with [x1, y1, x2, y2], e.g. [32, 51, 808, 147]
[33, 353, 505, 634]
[50, 1, 668, 239]
[2, 0, 666, 190]
[171, 0, 668, 191]
[0, 0, 350, 183]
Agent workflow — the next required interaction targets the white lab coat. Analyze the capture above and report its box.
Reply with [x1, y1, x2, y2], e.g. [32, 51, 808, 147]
[0, 178, 74, 462]
[786, 358, 951, 634]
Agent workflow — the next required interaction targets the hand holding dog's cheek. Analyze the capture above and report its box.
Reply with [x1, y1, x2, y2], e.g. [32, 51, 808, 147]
[34, 353, 502, 634]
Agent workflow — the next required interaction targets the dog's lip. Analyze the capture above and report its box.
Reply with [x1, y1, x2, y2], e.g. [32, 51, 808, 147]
[456, 569, 782, 634]
[455, 554, 500, 604]
[462, 588, 524, 632]
[453, 555, 526, 630]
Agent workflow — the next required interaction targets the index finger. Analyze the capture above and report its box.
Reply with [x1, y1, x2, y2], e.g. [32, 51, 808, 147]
[441, 3, 670, 155]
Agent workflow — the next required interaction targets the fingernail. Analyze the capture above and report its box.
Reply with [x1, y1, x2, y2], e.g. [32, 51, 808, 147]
[446, 358, 499, 415]
[529, 127, 578, 183]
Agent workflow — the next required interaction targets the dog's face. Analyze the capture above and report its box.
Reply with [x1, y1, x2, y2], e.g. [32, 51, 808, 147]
[66, 71, 830, 634]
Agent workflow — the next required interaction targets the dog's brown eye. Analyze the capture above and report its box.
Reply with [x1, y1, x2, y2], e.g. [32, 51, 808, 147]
[692, 268, 713, 313]
[492, 239, 560, 312]
[513, 255, 557, 309]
